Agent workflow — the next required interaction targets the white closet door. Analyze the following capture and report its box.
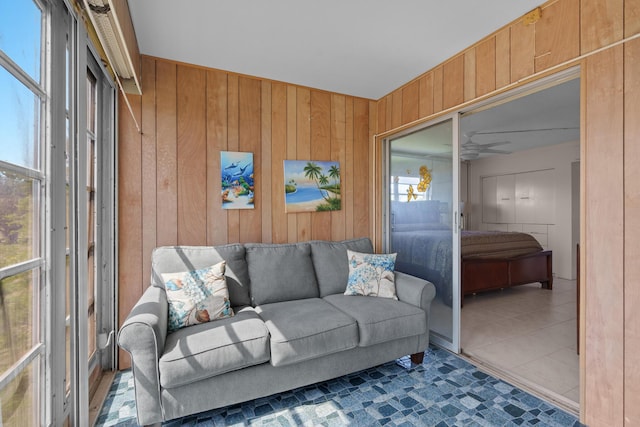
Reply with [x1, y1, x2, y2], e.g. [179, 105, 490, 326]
[516, 170, 555, 224]
[496, 174, 516, 223]
[482, 176, 497, 223]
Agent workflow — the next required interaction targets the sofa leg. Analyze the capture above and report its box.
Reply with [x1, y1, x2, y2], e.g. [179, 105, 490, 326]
[410, 352, 424, 365]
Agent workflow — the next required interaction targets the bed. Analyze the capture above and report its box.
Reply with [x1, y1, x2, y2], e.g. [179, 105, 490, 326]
[389, 201, 553, 306]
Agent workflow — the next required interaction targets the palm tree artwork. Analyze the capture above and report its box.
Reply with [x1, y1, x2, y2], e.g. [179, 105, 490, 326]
[284, 160, 341, 213]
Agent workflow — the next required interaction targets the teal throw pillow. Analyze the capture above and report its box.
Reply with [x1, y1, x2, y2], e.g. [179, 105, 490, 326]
[344, 250, 398, 299]
[162, 261, 234, 332]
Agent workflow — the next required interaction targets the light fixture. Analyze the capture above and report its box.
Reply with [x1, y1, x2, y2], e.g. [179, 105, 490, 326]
[84, 0, 141, 94]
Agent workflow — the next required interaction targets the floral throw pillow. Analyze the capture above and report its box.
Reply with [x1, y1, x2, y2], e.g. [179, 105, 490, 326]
[162, 261, 234, 332]
[344, 250, 398, 299]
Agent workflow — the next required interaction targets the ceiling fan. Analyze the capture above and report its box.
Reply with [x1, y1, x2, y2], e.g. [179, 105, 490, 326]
[460, 131, 511, 160]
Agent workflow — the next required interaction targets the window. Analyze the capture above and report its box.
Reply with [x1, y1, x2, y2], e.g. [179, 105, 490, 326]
[1, 1, 117, 425]
[0, 0, 45, 425]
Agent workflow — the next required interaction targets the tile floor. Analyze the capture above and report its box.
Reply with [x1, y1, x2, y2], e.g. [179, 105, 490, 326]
[460, 278, 579, 411]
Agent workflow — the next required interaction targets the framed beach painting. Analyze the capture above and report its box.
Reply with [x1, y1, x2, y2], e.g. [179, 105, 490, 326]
[221, 151, 254, 209]
[283, 160, 341, 213]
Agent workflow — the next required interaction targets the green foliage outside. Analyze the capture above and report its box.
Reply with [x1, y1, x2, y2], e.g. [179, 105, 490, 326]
[0, 170, 36, 425]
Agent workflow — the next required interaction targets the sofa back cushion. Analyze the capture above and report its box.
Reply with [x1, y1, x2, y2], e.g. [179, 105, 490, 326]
[151, 245, 251, 307]
[245, 242, 319, 305]
[310, 238, 374, 297]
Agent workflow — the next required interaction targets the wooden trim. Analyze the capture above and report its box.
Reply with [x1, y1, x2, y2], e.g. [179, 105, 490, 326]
[117, 91, 142, 369]
[624, 37, 640, 426]
[583, 45, 624, 426]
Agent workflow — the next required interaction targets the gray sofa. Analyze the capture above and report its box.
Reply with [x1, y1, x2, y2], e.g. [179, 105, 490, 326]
[118, 238, 436, 425]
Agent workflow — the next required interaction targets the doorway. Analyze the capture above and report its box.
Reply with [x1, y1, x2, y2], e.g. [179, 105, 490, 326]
[380, 69, 581, 413]
[458, 74, 580, 412]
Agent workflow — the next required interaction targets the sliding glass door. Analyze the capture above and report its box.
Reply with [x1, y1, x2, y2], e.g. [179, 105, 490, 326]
[385, 115, 461, 352]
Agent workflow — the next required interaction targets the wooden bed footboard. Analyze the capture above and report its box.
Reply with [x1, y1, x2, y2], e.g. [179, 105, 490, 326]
[461, 250, 552, 305]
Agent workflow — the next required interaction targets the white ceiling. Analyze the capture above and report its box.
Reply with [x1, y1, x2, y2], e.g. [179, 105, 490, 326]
[128, 0, 544, 100]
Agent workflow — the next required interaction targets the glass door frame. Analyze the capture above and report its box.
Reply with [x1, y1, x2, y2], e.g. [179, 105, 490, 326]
[382, 112, 461, 353]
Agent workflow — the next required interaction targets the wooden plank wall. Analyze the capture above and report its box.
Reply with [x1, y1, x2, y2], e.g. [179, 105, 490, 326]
[118, 57, 375, 368]
[373, 1, 639, 426]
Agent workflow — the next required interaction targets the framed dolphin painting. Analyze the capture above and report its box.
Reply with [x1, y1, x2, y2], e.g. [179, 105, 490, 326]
[221, 151, 254, 209]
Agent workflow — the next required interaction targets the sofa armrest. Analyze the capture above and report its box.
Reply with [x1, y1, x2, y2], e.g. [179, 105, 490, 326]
[117, 285, 168, 425]
[395, 271, 436, 354]
[395, 271, 436, 312]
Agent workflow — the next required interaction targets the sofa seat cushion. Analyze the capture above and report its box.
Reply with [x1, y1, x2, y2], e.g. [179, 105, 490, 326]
[323, 294, 426, 347]
[256, 298, 358, 367]
[159, 307, 270, 389]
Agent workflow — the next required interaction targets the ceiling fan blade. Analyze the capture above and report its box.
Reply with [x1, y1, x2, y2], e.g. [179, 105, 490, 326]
[473, 127, 579, 135]
[480, 148, 511, 154]
[463, 131, 478, 139]
[477, 141, 510, 148]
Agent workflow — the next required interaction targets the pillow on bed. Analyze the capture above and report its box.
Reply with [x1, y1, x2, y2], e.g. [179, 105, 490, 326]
[344, 250, 398, 299]
[162, 261, 234, 332]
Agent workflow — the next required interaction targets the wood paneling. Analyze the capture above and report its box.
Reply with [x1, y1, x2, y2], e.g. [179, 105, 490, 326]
[510, 19, 535, 83]
[238, 77, 262, 243]
[354, 98, 370, 238]
[260, 81, 273, 243]
[271, 83, 287, 243]
[176, 65, 207, 245]
[117, 91, 141, 367]
[140, 57, 156, 285]
[433, 66, 443, 113]
[464, 49, 476, 102]
[443, 56, 464, 109]
[310, 91, 332, 240]
[227, 75, 240, 243]
[581, 0, 624, 54]
[626, 0, 640, 37]
[344, 98, 354, 238]
[296, 88, 311, 242]
[624, 37, 640, 427]
[419, 72, 434, 118]
[495, 28, 511, 89]
[476, 37, 496, 96]
[402, 79, 420, 124]
[206, 70, 228, 245]
[584, 45, 625, 427]
[391, 91, 402, 129]
[118, 58, 371, 369]
[331, 94, 346, 240]
[155, 61, 177, 246]
[286, 85, 297, 242]
[377, 96, 387, 133]
[371, 2, 638, 425]
[535, 0, 580, 72]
